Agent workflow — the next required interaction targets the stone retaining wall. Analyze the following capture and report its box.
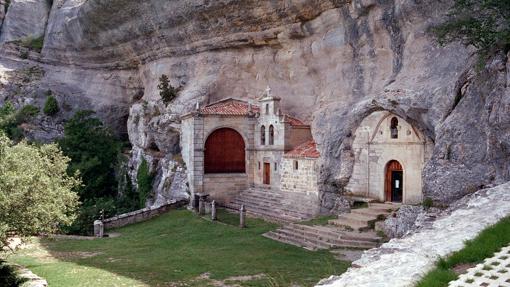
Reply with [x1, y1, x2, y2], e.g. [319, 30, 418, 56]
[102, 200, 188, 229]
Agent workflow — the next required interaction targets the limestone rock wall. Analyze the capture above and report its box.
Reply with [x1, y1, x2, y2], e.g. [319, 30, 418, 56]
[0, 0, 51, 44]
[0, 0, 508, 208]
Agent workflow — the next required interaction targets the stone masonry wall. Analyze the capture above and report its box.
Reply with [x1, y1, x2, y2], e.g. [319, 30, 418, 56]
[203, 174, 248, 203]
[280, 157, 319, 196]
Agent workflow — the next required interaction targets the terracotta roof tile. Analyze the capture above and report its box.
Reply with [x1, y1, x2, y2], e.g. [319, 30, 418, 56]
[200, 98, 259, 116]
[285, 140, 320, 159]
[284, 114, 308, 126]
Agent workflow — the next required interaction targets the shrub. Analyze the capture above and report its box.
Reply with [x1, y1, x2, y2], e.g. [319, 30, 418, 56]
[20, 36, 44, 52]
[157, 74, 178, 105]
[43, 94, 59, 116]
[0, 102, 38, 142]
[137, 158, 154, 208]
[432, 0, 510, 61]
[423, 197, 434, 210]
[14, 104, 39, 124]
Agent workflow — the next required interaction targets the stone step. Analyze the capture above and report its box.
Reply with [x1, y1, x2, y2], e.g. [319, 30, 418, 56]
[336, 213, 378, 226]
[350, 208, 392, 218]
[263, 231, 323, 251]
[238, 192, 318, 208]
[328, 219, 370, 232]
[232, 198, 315, 219]
[227, 202, 303, 223]
[368, 202, 401, 211]
[289, 224, 381, 243]
[277, 227, 378, 249]
[231, 199, 311, 218]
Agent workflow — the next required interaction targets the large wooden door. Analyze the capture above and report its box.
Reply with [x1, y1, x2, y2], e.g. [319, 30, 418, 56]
[204, 128, 246, 173]
[263, 163, 271, 185]
[385, 160, 403, 202]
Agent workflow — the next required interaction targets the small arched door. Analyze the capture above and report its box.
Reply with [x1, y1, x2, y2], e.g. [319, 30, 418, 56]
[204, 128, 246, 173]
[385, 160, 403, 202]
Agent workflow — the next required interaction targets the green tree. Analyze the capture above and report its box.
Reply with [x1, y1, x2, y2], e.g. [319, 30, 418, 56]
[0, 134, 80, 250]
[0, 102, 38, 142]
[433, 0, 510, 58]
[157, 74, 178, 105]
[136, 158, 154, 207]
[58, 110, 121, 200]
[43, 93, 60, 116]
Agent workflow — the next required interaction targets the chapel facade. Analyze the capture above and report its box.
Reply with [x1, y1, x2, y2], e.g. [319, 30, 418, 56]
[180, 88, 321, 208]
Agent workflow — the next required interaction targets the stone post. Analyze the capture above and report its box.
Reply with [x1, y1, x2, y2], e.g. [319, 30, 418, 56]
[211, 200, 217, 221]
[240, 205, 246, 228]
[93, 220, 104, 238]
[198, 196, 205, 215]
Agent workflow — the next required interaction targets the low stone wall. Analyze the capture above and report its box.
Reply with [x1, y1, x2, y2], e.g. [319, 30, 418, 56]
[102, 200, 188, 229]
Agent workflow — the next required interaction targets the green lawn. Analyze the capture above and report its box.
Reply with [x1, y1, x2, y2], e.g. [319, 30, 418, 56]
[416, 216, 510, 287]
[6, 209, 348, 287]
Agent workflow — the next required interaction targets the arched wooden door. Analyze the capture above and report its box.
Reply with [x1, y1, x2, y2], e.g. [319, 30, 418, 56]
[204, 128, 246, 173]
[385, 160, 403, 202]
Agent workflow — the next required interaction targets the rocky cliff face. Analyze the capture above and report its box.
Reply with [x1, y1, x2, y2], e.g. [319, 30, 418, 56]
[0, 0, 508, 208]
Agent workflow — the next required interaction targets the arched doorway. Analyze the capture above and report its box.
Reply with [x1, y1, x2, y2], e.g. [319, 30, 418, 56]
[385, 160, 403, 202]
[204, 128, 246, 173]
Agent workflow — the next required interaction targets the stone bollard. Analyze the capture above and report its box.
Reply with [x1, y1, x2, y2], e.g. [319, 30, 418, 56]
[240, 205, 246, 228]
[211, 200, 217, 221]
[93, 220, 104, 238]
[198, 196, 205, 215]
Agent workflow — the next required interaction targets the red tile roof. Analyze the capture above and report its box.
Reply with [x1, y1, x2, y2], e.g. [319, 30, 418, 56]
[284, 114, 308, 126]
[285, 140, 320, 159]
[200, 98, 260, 116]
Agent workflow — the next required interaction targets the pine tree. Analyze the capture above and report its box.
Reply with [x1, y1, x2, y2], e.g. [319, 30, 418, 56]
[158, 74, 178, 105]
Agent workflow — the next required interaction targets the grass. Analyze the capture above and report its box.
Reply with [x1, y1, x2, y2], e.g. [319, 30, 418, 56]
[298, 215, 337, 226]
[416, 216, 510, 287]
[5, 209, 348, 287]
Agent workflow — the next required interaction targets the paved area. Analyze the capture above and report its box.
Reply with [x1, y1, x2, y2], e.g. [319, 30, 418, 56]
[449, 245, 510, 287]
[317, 182, 510, 287]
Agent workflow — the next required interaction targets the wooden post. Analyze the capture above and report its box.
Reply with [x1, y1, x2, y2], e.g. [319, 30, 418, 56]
[211, 200, 217, 221]
[240, 205, 246, 228]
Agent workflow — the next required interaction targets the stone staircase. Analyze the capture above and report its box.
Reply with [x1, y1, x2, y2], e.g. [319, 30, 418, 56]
[262, 201, 400, 252]
[263, 223, 382, 251]
[328, 202, 400, 232]
[223, 188, 319, 223]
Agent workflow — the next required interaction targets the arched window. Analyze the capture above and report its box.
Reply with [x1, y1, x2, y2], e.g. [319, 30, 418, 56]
[390, 117, 399, 139]
[265, 104, 269, 115]
[294, 160, 299, 170]
[269, 125, 274, 145]
[204, 128, 246, 173]
[261, 125, 266, 145]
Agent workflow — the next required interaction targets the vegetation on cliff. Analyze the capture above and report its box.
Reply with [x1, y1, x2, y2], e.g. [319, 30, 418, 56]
[434, 0, 510, 58]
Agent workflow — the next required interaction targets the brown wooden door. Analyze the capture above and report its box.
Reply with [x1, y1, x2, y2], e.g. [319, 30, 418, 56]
[204, 128, 246, 173]
[385, 160, 403, 202]
[263, 163, 271, 185]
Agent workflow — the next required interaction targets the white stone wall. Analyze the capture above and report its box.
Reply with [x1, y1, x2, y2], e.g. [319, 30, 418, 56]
[346, 111, 432, 204]
[280, 157, 319, 196]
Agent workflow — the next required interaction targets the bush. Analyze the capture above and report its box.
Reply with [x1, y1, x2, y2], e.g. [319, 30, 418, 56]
[422, 197, 434, 210]
[14, 105, 38, 124]
[43, 94, 59, 116]
[63, 197, 117, 235]
[20, 36, 44, 52]
[157, 74, 178, 105]
[0, 102, 38, 142]
[137, 158, 154, 208]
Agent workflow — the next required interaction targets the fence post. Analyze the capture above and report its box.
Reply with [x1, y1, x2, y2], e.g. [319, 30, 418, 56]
[199, 196, 205, 215]
[240, 205, 246, 228]
[93, 220, 104, 238]
[211, 200, 217, 221]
